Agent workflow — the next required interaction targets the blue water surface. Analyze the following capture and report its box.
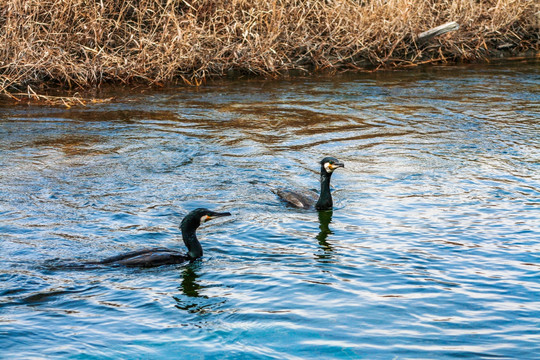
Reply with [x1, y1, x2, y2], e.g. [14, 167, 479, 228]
[1, 61, 539, 359]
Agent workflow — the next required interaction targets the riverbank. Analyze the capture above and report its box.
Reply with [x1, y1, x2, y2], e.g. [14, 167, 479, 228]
[1, 0, 538, 104]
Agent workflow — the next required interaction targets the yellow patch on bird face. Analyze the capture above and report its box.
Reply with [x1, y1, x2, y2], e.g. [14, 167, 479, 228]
[201, 215, 210, 223]
[324, 162, 334, 173]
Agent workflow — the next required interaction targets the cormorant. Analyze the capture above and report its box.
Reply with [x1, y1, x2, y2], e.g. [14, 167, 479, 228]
[86, 208, 231, 267]
[274, 157, 344, 210]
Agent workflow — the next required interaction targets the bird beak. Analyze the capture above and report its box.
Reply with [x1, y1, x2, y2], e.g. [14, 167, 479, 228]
[330, 162, 344, 170]
[206, 211, 232, 221]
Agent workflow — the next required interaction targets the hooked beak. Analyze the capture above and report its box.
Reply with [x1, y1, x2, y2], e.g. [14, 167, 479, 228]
[330, 162, 344, 170]
[205, 211, 232, 221]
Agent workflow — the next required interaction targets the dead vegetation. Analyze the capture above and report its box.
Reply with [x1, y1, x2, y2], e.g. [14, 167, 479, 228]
[1, 0, 538, 103]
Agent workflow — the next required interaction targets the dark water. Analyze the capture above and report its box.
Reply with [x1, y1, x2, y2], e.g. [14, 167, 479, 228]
[1, 61, 539, 359]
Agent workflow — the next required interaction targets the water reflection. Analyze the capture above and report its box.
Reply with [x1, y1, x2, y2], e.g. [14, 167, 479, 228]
[173, 263, 230, 316]
[174, 263, 211, 314]
[315, 210, 334, 260]
[179, 264, 204, 298]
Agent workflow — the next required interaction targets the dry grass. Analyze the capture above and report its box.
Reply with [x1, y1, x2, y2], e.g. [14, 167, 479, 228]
[1, 0, 538, 102]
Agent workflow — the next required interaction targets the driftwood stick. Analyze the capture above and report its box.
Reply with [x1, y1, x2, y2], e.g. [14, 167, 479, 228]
[418, 21, 460, 43]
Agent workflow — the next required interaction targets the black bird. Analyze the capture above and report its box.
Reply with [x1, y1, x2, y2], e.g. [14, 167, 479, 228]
[274, 157, 344, 210]
[86, 208, 231, 267]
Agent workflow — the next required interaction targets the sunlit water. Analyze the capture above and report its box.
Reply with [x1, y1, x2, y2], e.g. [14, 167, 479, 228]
[1, 61, 539, 359]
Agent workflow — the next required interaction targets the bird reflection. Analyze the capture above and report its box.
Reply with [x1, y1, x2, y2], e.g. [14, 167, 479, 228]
[174, 264, 206, 312]
[179, 264, 205, 298]
[174, 264, 228, 314]
[315, 210, 334, 260]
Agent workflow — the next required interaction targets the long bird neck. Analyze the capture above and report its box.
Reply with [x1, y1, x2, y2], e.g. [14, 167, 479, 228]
[316, 172, 333, 210]
[182, 227, 203, 260]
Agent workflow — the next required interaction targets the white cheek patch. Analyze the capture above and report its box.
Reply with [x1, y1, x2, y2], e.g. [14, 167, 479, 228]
[201, 215, 209, 223]
[324, 162, 334, 173]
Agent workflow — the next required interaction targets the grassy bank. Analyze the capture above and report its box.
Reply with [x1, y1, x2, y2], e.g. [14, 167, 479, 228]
[1, 0, 538, 102]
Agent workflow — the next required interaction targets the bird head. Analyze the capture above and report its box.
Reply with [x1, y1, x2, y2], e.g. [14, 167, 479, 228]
[181, 208, 231, 231]
[320, 157, 344, 174]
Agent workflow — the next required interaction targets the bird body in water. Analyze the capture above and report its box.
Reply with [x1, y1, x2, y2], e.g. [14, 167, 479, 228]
[275, 157, 344, 210]
[86, 208, 231, 267]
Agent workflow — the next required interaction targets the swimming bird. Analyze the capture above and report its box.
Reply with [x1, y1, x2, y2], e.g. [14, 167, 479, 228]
[274, 157, 344, 210]
[86, 208, 231, 267]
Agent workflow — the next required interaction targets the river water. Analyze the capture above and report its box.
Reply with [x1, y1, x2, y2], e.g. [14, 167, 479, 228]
[1, 61, 539, 359]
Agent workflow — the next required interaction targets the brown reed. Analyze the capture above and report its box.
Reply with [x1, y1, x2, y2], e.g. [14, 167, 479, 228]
[1, 0, 538, 102]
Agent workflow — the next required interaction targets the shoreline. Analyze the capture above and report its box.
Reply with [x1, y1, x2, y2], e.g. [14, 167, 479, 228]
[1, 0, 538, 105]
[1, 54, 538, 108]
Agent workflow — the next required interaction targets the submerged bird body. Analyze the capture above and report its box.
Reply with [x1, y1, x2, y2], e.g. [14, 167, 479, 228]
[92, 247, 187, 267]
[275, 157, 344, 210]
[87, 208, 231, 267]
[274, 189, 317, 209]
